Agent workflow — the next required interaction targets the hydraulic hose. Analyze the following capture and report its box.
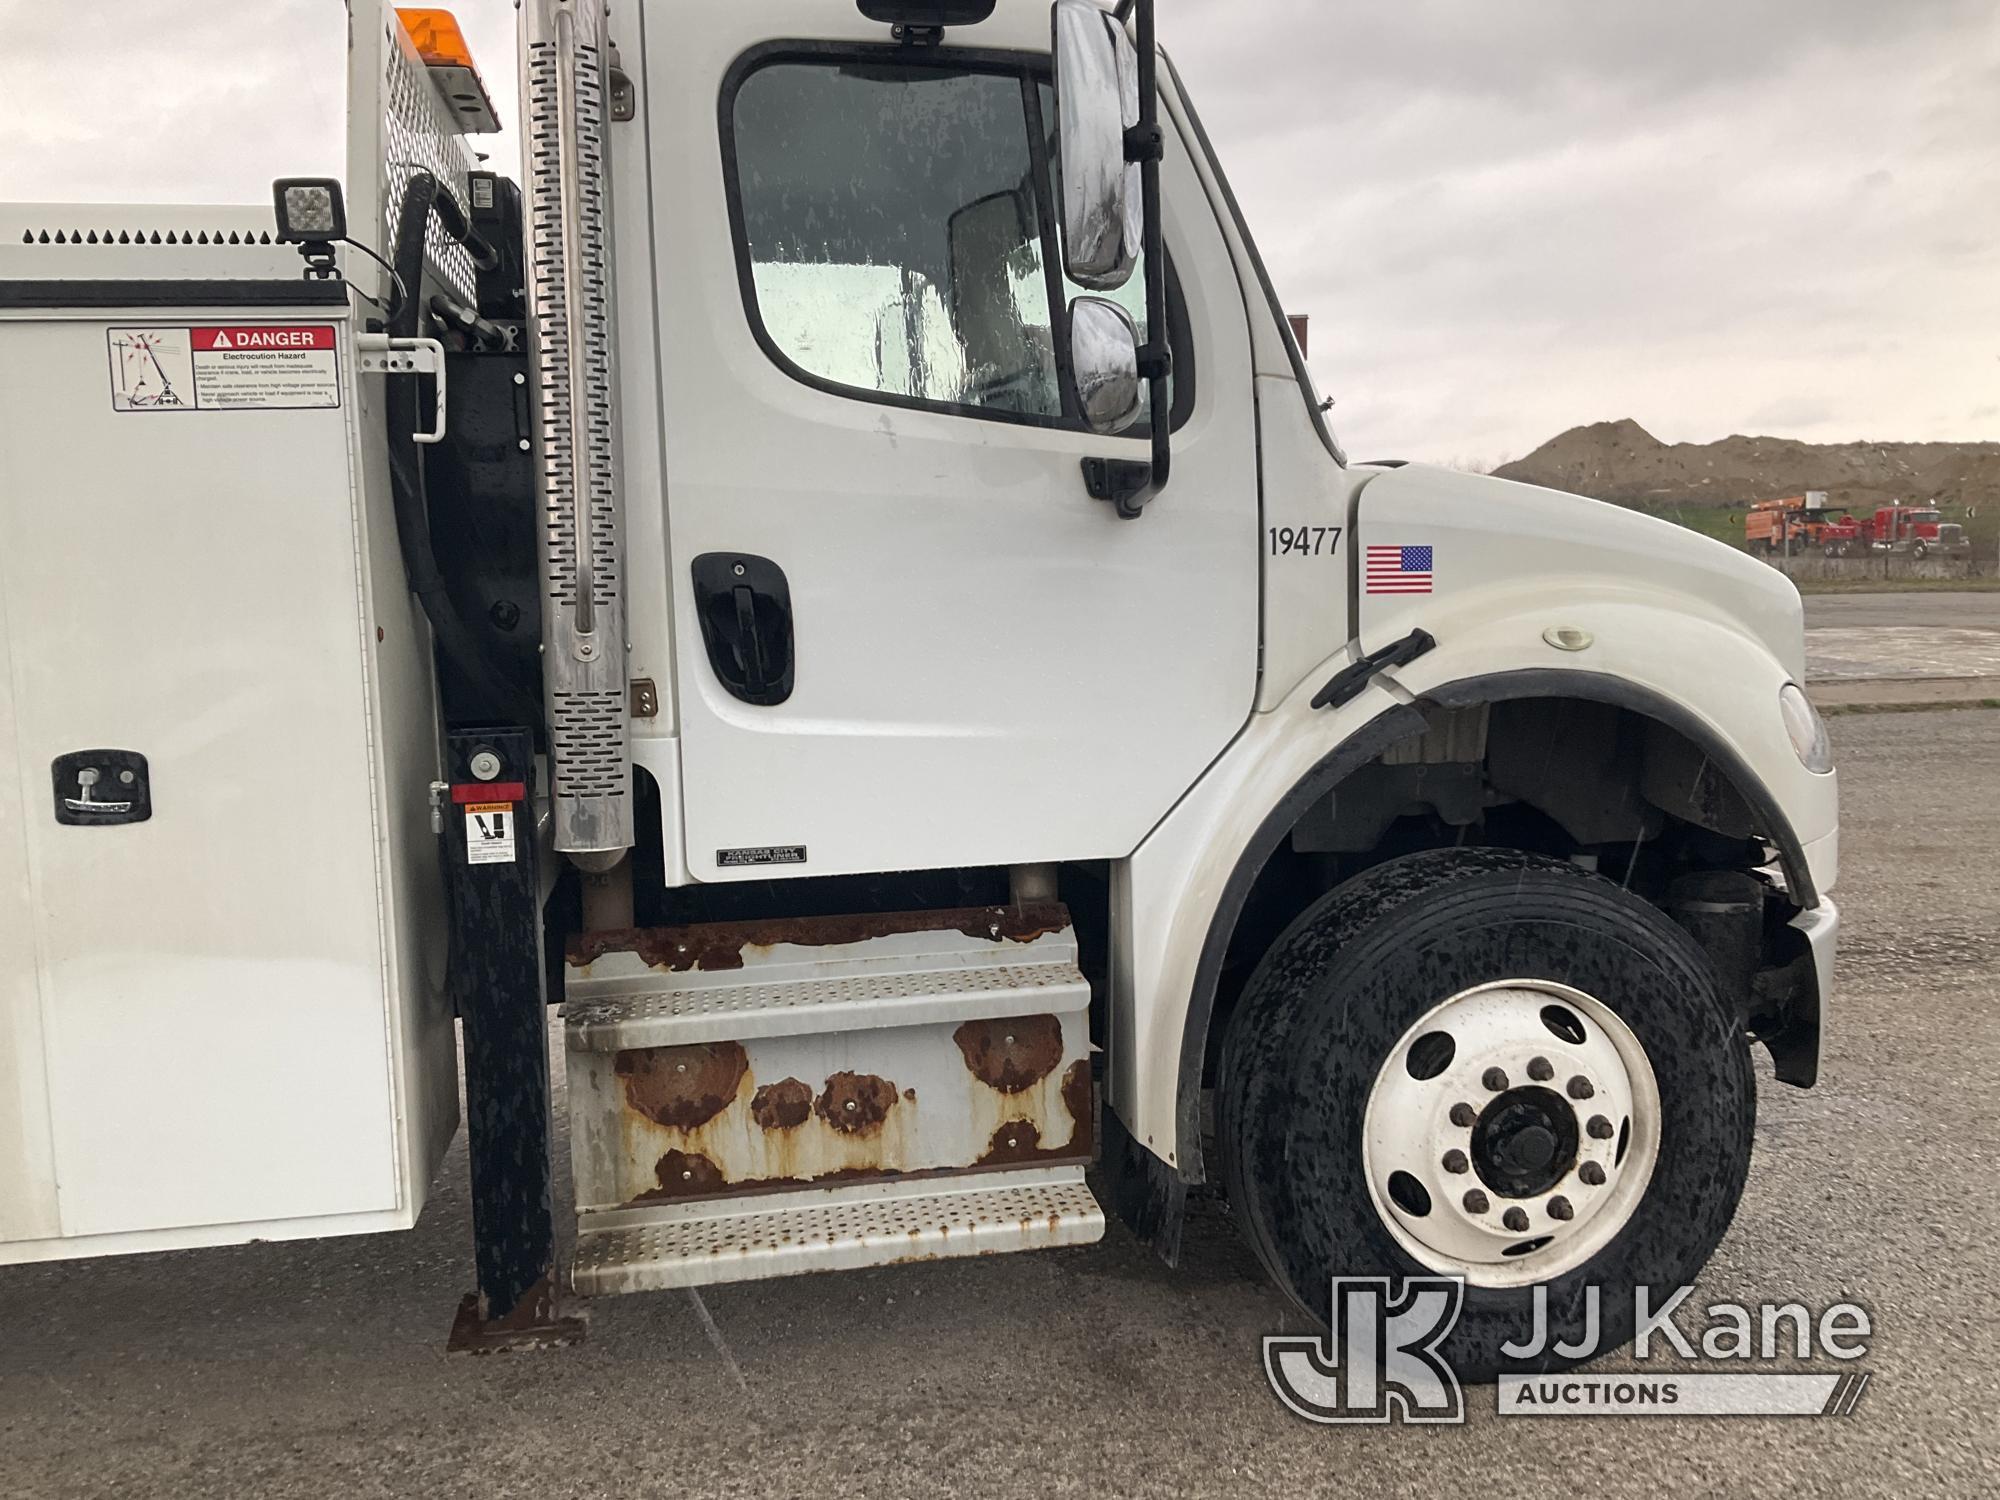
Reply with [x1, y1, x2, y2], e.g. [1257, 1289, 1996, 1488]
[384, 172, 542, 728]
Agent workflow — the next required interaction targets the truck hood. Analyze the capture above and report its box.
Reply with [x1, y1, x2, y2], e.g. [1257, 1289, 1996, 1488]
[1354, 464, 1808, 682]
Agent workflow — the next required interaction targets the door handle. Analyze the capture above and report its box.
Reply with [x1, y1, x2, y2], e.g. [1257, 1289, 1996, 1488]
[732, 585, 769, 695]
[691, 554, 795, 706]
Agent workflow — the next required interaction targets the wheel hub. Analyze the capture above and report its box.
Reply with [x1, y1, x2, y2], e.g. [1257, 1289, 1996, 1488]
[1472, 1087, 1578, 1197]
[1361, 979, 1663, 1288]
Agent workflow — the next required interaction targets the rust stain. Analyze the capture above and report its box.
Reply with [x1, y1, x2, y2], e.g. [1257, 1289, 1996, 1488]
[631, 1149, 727, 1202]
[630, 1161, 911, 1207]
[614, 1042, 748, 1130]
[815, 1072, 899, 1135]
[568, 903, 1071, 972]
[954, 1015, 1064, 1094]
[977, 1120, 1045, 1165]
[1062, 1058, 1094, 1153]
[750, 1077, 814, 1130]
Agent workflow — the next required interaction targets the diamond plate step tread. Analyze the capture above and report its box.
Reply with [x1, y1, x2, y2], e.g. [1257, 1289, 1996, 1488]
[564, 958, 1089, 1049]
[569, 1169, 1105, 1295]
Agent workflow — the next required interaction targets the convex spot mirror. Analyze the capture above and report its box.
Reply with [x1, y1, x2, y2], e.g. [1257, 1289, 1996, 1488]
[1069, 296, 1142, 434]
[1051, 0, 1139, 291]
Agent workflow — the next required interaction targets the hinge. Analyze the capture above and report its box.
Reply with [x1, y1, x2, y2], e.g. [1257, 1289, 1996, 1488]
[607, 42, 636, 122]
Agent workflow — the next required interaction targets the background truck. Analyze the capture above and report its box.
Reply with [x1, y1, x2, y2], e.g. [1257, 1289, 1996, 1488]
[1745, 491, 1846, 554]
[0, 0, 1837, 1377]
[1817, 503, 1971, 558]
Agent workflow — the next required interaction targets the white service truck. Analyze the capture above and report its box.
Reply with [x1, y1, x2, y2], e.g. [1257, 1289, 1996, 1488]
[0, 0, 1837, 1372]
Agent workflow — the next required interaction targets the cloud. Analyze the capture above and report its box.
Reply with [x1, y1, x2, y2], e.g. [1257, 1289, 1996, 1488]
[1160, 0, 2000, 459]
[2, 0, 1993, 461]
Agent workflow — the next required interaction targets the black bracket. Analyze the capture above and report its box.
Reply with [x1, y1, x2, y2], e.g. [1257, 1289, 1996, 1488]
[440, 727, 585, 1353]
[1311, 627, 1438, 710]
[1081, 457, 1154, 519]
[1123, 122, 1165, 163]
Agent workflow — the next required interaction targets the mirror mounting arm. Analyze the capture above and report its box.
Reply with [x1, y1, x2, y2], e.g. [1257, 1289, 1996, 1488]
[1126, 0, 1171, 515]
[1123, 122, 1164, 163]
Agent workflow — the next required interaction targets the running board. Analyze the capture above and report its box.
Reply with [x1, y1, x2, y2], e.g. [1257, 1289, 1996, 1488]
[562, 905, 1098, 1253]
[570, 1167, 1105, 1295]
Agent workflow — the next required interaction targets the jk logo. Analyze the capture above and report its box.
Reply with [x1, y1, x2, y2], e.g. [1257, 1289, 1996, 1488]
[1263, 1277, 1466, 1425]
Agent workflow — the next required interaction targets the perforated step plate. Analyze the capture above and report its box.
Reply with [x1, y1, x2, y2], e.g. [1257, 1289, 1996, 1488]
[564, 903, 1086, 1048]
[563, 905, 1097, 1217]
[569, 1167, 1105, 1296]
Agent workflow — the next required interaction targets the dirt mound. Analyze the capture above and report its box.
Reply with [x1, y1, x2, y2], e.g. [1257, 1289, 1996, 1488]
[1493, 420, 2000, 514]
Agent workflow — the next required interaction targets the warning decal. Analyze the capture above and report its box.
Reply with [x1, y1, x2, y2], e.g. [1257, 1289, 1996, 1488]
[108, 325, 340, 412]
[465, 803, 516, 866]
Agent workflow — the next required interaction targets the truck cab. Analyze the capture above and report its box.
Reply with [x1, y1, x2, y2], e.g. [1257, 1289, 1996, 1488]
[1822, 503, 1968, 557]
[0, 0, 1837, 1376]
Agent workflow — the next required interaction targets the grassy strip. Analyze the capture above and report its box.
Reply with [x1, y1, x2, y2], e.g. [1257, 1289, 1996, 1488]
[1793, 577, 2000, 595]
[1818, 698, 2000, 716]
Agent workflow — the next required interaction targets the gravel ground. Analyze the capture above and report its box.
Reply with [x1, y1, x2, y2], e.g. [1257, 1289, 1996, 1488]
[1, 711, 1996, 1498]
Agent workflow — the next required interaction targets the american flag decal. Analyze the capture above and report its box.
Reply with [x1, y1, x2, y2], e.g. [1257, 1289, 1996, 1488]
[1366, 544, 1434, 594]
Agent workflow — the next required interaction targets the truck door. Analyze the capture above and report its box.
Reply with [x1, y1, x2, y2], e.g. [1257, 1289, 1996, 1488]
[643, 39, 1258, 880]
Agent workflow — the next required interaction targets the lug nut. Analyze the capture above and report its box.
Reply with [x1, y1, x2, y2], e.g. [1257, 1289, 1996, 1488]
[1441, 1149, 1469, 1175]
[1547, 1196, 1574, 1221]
[1502, 1207, 1530, 1232]
[1566, 1075, 1595, 1100]
[1462, 1189, 1490, 1214]
[1587, 1114, 1615, 1140]
[1527, 1056, 1554, 1082]
[1579, 1161, 1606, 1186]
[1450, 1103, 1478, 1128]
[1482, 1067, 1510, 1092]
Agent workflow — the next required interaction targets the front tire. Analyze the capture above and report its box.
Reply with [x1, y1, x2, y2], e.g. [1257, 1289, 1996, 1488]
[1217, 850, 1755, 1382]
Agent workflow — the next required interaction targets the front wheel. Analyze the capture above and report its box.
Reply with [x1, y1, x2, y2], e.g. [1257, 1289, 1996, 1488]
[1217, 850, 1755, 1382]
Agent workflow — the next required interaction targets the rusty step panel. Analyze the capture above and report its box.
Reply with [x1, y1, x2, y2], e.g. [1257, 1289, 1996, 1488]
[568, 1166, 1104, 1295]
[564, 905, 1095, 1217]
[564, 903, 1082, 1048]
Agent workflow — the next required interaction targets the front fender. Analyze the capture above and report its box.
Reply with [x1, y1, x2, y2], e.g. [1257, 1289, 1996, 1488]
[1380, 600, 1838, 898]
[1109, 603, 1837, 1189]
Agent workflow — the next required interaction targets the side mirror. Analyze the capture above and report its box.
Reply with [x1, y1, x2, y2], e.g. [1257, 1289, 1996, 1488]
[1051, 0, 1140, 291]
[946, 187, 1034, 351]
[1068, 297, 1142, 434]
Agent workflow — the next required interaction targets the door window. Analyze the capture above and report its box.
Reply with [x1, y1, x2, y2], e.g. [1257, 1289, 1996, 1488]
[730, 62, 1063, 420]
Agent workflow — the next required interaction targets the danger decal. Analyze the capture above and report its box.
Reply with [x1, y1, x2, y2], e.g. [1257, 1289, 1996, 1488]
[108, 324, 341, 412]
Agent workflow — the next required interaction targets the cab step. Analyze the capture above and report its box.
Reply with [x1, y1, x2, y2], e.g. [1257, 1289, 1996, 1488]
[570, 1166, 1104, 1295]
[563, 903, 1087, 1049]
[561, 904, 1101, 1292]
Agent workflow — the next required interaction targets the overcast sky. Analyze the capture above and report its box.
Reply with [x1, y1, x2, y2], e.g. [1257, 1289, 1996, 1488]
[3, 0, 1994, 464]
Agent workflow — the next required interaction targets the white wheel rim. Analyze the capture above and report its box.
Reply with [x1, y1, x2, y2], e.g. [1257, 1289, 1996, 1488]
[1361, 979, 1662, 1288]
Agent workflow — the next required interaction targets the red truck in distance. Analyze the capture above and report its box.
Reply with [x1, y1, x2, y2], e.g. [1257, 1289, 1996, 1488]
[1817, 504, 1970, 558]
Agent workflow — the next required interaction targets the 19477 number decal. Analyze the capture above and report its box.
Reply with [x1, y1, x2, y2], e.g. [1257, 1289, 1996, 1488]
[1269, 525, 1342, 557]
